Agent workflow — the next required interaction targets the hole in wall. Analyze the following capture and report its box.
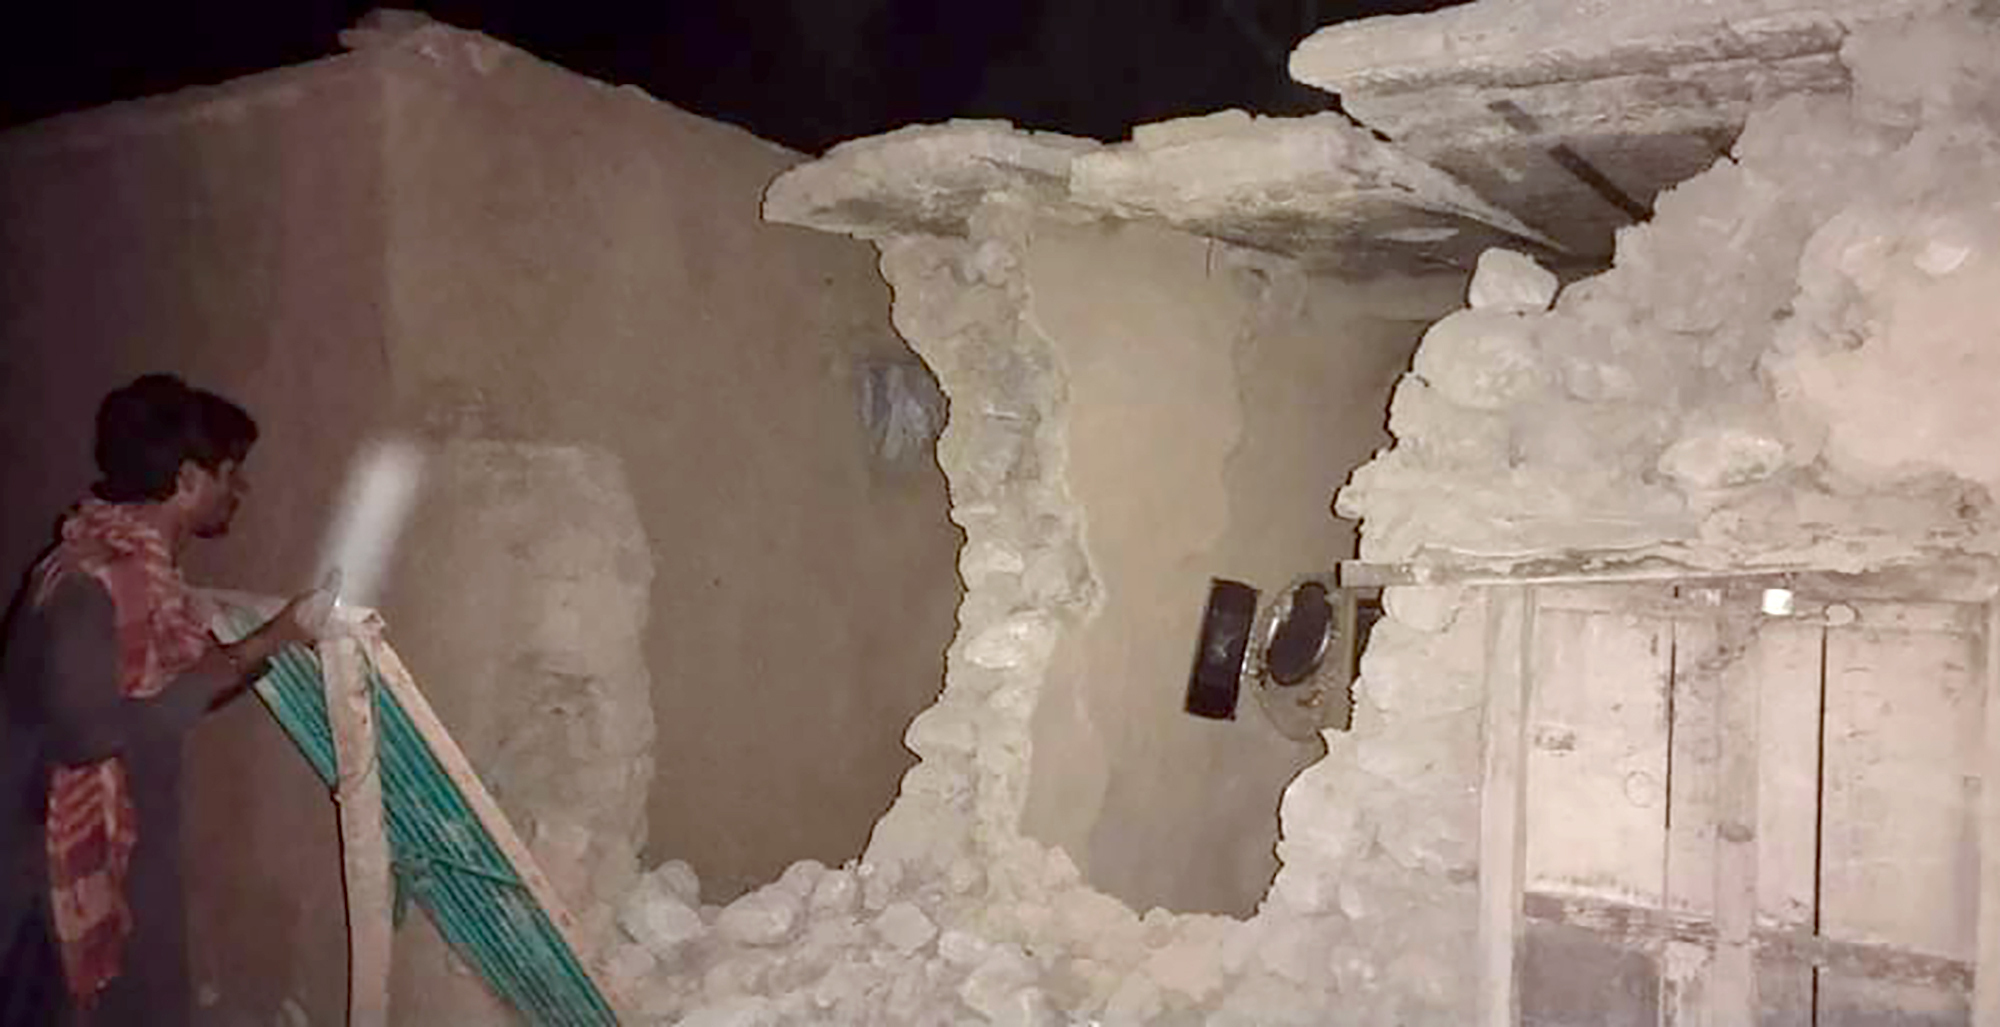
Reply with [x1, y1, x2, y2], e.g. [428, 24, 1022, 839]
[1011, 268, 1444, 918]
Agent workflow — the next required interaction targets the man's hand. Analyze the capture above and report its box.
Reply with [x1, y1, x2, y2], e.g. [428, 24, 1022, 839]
[270, 572, 340, 646]
[213, 572, 341, 697]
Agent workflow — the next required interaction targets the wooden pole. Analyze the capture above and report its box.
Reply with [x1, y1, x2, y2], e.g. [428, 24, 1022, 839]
[322, 634, 392, 1027]
[1478, 586, 1535, 1027]
[1975, 600, 2000, 1027]
[356, 630, 629, 1019]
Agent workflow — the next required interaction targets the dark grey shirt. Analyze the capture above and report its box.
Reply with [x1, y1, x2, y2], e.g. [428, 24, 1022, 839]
[0, 572, 232, 1027]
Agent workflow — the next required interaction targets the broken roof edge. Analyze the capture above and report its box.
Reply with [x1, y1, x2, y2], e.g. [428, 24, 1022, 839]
[762, 120, 1100, 239]
[1070, 110, 1560, 251]
[764, 110, 1560, 270]
[1289, 0, 1954, 96]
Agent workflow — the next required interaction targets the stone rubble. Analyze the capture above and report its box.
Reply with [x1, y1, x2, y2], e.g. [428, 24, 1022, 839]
[1466, 248, 1559, 314]
[1341, 7, 2000, 572]
[593, 7, 2000, 1025]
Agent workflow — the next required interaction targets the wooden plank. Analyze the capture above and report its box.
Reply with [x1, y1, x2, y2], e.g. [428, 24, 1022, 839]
[1341, 560, 2000, 604]
[1657, 601, 1822, 1026]
[1663, 606, 1721, 1027]
[323, 635, 392, 1027]
[1751, 618, 1823, 1027]
[354, 629, 629, 1019]
[1818, 976, 1970, 1026]
[1523, 892, 1974, 992]
[1524, 585, 1671, 906]
[1976, 600, 2000, 1027]
[1479, 586, 1535, 1027]
[1754, 620, 1822, 931]
[1820, 602, 1983, 959]
[1665, 610, 1719, 920]
[1709, 615, 1762, 1027]
[1521, 918, 1662, 1026]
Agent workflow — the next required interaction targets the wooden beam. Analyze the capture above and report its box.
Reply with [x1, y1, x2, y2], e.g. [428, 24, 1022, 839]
[1478, 586, 1535, 1027]
[1977, 600, 2000, 1027]
[1524, 892, 1974, 993]
[354, 629, 631, 1020]
[1341, 558, 2000, 603]
[322, 635, 392, 1027]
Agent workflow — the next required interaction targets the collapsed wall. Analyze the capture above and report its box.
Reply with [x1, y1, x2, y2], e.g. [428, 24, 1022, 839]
[597, 6, 2000, 1026]
[603, 202, 1481, 1027]
[1339, 8, 2000, 573]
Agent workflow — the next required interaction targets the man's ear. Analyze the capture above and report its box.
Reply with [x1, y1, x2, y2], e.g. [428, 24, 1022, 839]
[171, 460, 203, 504]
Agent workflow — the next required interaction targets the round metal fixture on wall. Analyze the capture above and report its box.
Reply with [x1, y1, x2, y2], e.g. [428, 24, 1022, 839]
[1246, 574, 1359, 741]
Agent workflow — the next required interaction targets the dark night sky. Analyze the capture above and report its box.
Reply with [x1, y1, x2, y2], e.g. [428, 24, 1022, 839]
[0, 0, 1460, 153]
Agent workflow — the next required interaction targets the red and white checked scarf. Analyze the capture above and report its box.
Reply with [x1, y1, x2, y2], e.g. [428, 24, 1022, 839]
[31, 498, 216, 1007]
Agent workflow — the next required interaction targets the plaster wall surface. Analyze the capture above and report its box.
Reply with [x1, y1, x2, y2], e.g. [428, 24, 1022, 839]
[379, 440, 656, 1025]
[0, 21, 959, 1026]
[1016, 219, 1444, 915]
[0, 59, 392, 1027]
[368, 25, 962, 906]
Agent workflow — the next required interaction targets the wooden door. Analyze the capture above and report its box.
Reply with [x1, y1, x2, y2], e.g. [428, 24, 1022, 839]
[1497, 585, 1984, 1026]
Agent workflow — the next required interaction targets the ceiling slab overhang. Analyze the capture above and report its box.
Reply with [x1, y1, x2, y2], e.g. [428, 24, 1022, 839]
[763, 121, 1098, 241]
[1289, 0, 1948, 259]
[766, 111, 1559, 278]
[1068, 111, 1557, 276]
[771, 0, 1950, 278]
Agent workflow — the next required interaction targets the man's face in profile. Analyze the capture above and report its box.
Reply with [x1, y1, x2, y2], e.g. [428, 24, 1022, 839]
[188, 460, 245, 539]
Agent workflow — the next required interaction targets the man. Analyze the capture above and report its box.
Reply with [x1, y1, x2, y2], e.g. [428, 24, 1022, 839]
[0, 375, 331, 1026]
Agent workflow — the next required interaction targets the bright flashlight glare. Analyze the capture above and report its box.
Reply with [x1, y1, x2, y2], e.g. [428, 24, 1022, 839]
[316, 439, 425, 609]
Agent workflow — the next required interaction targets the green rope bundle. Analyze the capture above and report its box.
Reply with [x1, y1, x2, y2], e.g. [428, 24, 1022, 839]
[218, 606, 619, 1026]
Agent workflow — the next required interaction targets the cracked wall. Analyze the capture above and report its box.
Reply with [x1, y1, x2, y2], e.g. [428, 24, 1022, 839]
[607, 200, 1481, 1024]
[651, 7, 2000, 1024]
[377, 441, 656, 1025]
[1339, 7, 2000, 575]
[15, 1, 1997, 1023]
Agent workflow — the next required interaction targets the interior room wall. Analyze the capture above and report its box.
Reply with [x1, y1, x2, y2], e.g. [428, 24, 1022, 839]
[1015, 218, 1455, 915]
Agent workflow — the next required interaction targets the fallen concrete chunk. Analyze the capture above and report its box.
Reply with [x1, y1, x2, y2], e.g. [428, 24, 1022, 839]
[1467, 248, 1558, 312]
[762, 121, 1095, 239]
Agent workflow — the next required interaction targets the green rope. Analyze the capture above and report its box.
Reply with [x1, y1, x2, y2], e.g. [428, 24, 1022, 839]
[220, 608, 619, 1026]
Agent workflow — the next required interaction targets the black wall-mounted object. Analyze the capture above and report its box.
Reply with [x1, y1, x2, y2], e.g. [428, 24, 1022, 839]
[1184, 578, 1260, 719]
[1184, 573, 1382, 737]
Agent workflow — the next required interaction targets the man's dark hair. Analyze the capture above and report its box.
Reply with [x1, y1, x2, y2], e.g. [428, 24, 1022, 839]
[92, 374, 259, 503]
